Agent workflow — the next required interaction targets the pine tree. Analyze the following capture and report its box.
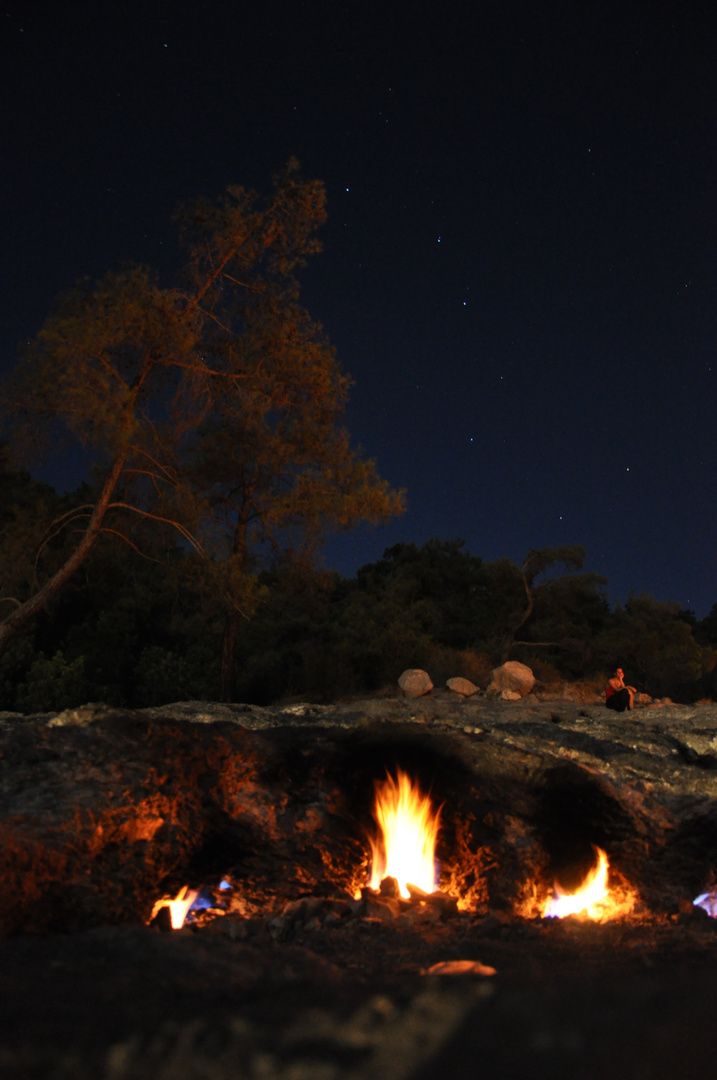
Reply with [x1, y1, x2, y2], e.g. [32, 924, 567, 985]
[0, 162, 404, 689]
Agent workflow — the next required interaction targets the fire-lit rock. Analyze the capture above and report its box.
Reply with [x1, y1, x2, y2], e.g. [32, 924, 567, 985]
[0, 698, 715, 928]
[486, 660, 535, 698]
[3, 695, 717, 935]
[447, 677, 479, 697]
[425, 959, 496, 977]
[4, 695, 717, 1076]
[398, 668, 434, 697]
[378, 875, 401, 898]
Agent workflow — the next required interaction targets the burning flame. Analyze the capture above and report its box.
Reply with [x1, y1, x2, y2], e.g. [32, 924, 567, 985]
[368, 770, 441, 898]
[694, 890, 717, 917]
[542, 846, 634, 921]
[150, 885, 198, 929]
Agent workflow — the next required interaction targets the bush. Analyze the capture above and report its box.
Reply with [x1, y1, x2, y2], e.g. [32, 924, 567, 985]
[595, 595, 703, 702]
[406, 645, 494, 690]
[0, 634, 35, 711]
[16, 651, 90, 713]
[134, 645, 220, 706]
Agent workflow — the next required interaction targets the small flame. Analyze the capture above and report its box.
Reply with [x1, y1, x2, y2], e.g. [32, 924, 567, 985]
[150, 885, 199, 929]
[368, 770, 441, 898]
[543, 846, 634, 921]
[694, 890, 717, 917]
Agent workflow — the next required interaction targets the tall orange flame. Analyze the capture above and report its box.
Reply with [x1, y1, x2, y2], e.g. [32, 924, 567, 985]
[542, 846, 635, 920]
[368, 770, 441, 898]
[150, 885, 198, 929]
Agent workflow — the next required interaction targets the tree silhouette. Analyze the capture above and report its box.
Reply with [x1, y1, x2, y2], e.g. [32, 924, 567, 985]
[501, 545, 587, 660]
[0, 162, 404, 690]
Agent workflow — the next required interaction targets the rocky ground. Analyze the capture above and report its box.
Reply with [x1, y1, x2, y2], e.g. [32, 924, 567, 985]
[2, 689, 717, 1078]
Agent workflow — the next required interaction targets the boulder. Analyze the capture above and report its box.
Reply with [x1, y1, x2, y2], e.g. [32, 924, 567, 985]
[446, 677, 479, 697]
[487, 661, 534, 699]
[398, 669, 434, 698]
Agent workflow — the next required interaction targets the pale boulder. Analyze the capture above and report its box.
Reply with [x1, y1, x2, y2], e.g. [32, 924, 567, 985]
[446, 677, 479, 697]
[487, 661, 535, 699]
[398, 669, 434, 698]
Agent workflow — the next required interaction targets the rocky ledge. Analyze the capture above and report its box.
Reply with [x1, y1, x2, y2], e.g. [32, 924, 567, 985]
[3, 691, 717, 934]
[2, 692, 717, 1080]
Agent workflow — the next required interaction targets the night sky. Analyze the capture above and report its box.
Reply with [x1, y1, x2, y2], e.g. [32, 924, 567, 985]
[2, 3, 716, 613]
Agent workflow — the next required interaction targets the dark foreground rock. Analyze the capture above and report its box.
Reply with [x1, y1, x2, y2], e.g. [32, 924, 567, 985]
[3, 906, 717, 1079]
[2, 693, 717, 1078]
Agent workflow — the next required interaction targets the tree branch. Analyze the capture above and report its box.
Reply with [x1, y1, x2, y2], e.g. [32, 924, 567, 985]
[33, 507, 95, 586]
[163, 356, 264, 381]
[220, 273, 265, 295]
[127, 444, 180, 486]
[105, 502, 206, 557]
[98, 527, 164, 564]
[0, 443, 132, 651]
[194, 307, 233, 334]
[511, 640, 567, 649]
[93, 351, 130, 392]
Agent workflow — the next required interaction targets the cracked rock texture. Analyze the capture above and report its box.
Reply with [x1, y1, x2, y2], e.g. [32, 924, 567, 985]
[2, 693, 717, 935]
[3, 693, 717, 1079]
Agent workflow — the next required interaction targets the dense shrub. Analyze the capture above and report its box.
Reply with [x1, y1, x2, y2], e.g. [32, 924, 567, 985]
[15, 651, 90, 714]
[134, 644, 220, 706]
[2, 528, 716, 707]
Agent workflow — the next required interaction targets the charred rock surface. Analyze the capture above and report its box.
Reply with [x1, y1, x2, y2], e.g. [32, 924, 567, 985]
[2, 693, 717, 1078]
[3, 695, 717, 933]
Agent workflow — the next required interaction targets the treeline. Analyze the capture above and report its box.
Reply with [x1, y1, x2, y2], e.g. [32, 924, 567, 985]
[1, 456, 715, 711]
[1, 162, 714, 711]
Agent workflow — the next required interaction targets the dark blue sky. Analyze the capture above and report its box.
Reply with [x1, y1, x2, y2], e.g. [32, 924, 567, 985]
[2, 2, 716, 613]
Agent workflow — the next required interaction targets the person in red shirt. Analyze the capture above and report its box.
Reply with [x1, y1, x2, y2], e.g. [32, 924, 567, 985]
[605, 667, 636, 712]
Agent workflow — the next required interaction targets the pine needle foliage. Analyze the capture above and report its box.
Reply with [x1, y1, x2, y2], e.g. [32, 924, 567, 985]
[0, 161, 404, 685]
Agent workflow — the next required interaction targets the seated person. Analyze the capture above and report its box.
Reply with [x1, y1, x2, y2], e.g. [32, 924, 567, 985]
[605, 667, 636, 712]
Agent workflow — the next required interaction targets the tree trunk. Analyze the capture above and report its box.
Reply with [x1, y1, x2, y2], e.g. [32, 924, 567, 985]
[219, 511, 250, 703]
[0, 448, 128, 660]
[501, 570, 534, 662]
[220, 609, 241, 703]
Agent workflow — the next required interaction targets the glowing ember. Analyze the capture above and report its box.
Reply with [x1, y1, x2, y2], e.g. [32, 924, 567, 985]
[543, 846, 635, 921]
[150, 885, 199, 929]
[367, 769, 441, 899]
